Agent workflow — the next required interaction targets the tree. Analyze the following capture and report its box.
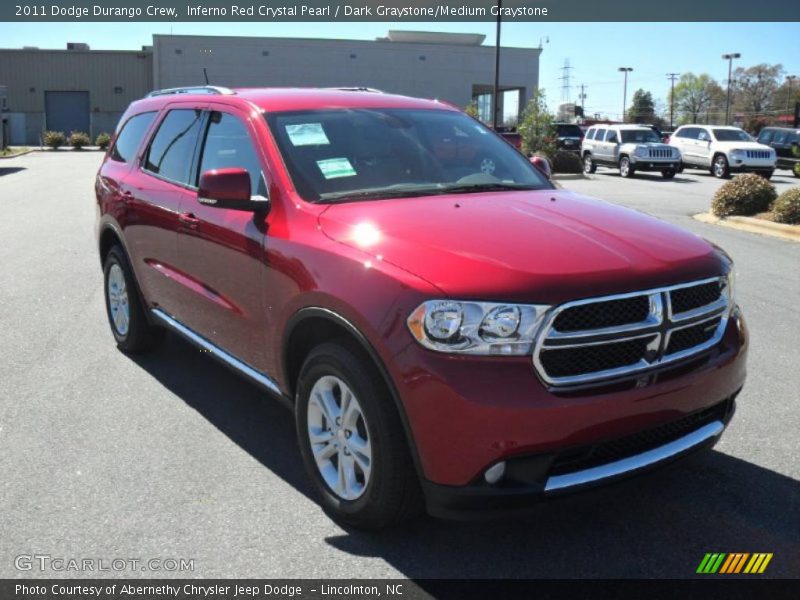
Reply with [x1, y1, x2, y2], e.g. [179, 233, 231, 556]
[464, 101, 480, 120]
[628, 89, 656, 124]
[733, 63, 784, 116]
[672, 73, 720, 124]
[517, 89, 556, 157]
[771, 78, 800, 117]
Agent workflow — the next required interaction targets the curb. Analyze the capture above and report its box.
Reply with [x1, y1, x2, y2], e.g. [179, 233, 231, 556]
[693, 212, 800, 243]
[552, 173, 589, 181]
[0, 149, 35, 159]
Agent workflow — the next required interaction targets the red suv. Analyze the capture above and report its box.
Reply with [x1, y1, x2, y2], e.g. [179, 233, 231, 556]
[96, 86, 747, 528]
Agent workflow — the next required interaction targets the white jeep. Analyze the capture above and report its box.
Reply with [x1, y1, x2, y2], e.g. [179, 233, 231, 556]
[669, 125, 776, 179]
[581, 125, 681, 179]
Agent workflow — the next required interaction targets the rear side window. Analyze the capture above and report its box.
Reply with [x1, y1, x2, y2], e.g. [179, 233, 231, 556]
[144, 109, 204, 185]
[110, 112, 156, 163]
[595, 128, 607, 141]
[198, 111, 266, 196]
[605, 130, 619, 143]
[772, 130, 788, 144]
[788, 132, 799, 144]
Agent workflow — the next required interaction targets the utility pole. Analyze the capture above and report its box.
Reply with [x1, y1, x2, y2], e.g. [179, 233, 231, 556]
[722, 53, 741, 125]
[578, 84, 587, 115]
[618, 67, 633, 122]
[786, 75, 797, 115]
[492, 0, 502, 130]
[666, 73, 679, 129]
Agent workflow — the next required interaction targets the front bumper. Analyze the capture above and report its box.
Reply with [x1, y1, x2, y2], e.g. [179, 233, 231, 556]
[390, 309, 747, 517]
[629, 159, 680, 171]
[728, 158, 775, 172]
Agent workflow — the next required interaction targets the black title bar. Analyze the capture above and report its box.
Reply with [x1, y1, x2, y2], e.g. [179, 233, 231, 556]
[3, 0, 799, 22]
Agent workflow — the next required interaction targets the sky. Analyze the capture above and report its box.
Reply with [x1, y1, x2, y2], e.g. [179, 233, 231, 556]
[1, 21, 798, 120]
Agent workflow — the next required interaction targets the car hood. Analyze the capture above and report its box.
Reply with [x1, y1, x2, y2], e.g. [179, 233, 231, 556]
[714, 140, 770, 150]
[317, 189, 725, 304]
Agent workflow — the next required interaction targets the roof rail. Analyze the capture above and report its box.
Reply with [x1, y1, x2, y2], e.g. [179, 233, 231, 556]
[328, 87, 384, 93]
[146, 85, 235, 98]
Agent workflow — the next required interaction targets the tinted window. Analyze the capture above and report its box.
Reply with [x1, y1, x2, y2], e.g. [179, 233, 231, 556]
[788, 132, 800, 145]
[556, 124, 583, 138]
[584, 129, 594, 140]
[621, 129, 661, 143]
[595, 128, 607, 141]
[144, 109, 204, 185]
[111, 112, 156, 163]
[678, 127, 699, 140]
[198, 111, 265, 196]
[266, 108, 551, 203]
[758, 129, 774, 143]
[772, 130, 788, 144]
[605, 130, 619, 143]
[712, 128, 750, 142]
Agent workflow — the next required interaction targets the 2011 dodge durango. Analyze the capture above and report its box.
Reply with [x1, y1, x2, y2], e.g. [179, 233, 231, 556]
[96, 86, 747, 528]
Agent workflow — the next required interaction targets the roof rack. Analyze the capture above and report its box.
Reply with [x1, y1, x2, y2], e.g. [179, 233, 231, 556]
[146, 85, 235, 98]
[328, 87, 384, 93]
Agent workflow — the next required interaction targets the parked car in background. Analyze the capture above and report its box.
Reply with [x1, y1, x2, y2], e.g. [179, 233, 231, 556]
[554, 122, 584, 154]
[669, 125, 777, 179]
[96, 86, 747, 528]
[581, 124, 681, 178]
[756, 126, 800, 178]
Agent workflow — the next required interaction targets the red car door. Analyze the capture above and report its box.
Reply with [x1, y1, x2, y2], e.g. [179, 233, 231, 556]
[121, 103, 206, 316]
[173, 104, 272, 370]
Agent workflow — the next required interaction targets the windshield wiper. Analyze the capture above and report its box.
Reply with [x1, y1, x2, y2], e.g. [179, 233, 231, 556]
[435, 182, 541, 195]
[315, 183, 445, 204]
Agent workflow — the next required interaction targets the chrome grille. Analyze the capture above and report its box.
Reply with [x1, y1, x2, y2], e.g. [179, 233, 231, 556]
[745, 150, 771, 159]
[534, 277, 730, 387]
[648, 148, 673, 159]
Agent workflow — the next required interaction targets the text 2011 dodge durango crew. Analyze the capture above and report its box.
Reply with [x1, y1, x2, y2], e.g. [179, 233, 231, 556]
[96, 86, 747, 528]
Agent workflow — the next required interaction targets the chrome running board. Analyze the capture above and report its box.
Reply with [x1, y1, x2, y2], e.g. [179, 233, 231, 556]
[151, 308, 283, 398]
[544, 420, 724, 492]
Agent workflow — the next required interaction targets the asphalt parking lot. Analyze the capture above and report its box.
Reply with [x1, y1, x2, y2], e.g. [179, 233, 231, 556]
[1, 152, 799, 580]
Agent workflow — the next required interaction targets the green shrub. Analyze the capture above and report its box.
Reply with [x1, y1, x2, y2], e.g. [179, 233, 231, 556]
[771, 187, 800, 224]
[551, 151, 584, 174]
[710, 173, 777, 217]
[95, 132, 112, 150]
[68, 131, 91, 150]
[518, 89, 556, 158]
[43, 131, 66, 150]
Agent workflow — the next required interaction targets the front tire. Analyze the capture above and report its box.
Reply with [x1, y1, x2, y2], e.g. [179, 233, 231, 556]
[712, 154, 730, 179]
[295, 342, 423, 529]
[619, 156, 635, 178]
[661, 168, 677, 179]
[103, 245, 163, 353]
[583, 153, 597, 174]
[760, 170, 774, 180]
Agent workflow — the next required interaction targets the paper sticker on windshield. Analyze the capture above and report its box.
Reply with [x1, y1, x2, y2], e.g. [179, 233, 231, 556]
[285, 123, 330, 146]
[317, 157, 356, 179]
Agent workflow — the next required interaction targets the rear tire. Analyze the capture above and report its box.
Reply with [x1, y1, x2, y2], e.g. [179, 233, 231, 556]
[661, 168, 677, 179]
[583, 153, 597, 174]
[760, 170, 774, 180]
[619, 156, 635, 178]
[103, 245, 163, 353]
[712, 154, 730, 179]
[295, 341, 423, 529]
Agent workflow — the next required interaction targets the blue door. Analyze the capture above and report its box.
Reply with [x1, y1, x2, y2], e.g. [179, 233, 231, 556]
[45, 91, 90, 135]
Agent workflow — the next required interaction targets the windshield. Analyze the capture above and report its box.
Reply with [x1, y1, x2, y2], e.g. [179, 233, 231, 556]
[713, 129, 752, 142]
[620, 129, 662, 143]
[266, 108, 552, 203]
[556, 124, 583, 138]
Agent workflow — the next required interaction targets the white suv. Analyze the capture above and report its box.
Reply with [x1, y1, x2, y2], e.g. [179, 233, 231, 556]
[669, 125, 777, 179]
[581, 125, 681, 179]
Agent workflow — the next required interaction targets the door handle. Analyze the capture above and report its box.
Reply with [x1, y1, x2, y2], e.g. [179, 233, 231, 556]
[120, 190, 134, 204]
[178, 212, 200, 229]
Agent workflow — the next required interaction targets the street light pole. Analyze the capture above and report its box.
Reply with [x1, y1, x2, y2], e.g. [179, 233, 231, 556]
[787, 75, 797, 115]
[667, 73, 679, 130]
[722, 53, 741, 126]
[492, 0, 502, 130]
[618, 67, 633, 122]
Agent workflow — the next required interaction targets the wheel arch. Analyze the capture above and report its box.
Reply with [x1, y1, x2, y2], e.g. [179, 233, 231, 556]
[282, 307, 426, 480]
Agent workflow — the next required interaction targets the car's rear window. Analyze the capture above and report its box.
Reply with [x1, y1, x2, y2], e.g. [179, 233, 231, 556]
[266, 108, 551, 203]
[110, 111, 156, 163]
[556, 124, 583, 138]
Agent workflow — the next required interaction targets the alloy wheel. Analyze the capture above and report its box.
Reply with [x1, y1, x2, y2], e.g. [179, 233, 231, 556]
[107, 263, 130, 336]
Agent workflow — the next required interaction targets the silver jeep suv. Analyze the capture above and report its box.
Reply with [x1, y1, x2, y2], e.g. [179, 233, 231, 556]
[582, 124, 681, 179]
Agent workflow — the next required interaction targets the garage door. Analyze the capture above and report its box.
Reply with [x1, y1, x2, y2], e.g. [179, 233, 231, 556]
[45, 91, 90, 135]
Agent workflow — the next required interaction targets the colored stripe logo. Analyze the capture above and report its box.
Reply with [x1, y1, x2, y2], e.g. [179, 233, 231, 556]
[697, 553, 773, 574]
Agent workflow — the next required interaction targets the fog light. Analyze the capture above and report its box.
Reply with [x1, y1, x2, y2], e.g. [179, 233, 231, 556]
[484, 461, 506, 484]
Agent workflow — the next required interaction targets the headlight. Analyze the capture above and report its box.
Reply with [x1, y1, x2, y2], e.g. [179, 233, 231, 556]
[634, 146, 648, 157]
[407, 300, 550, 355]
[730, 149, 744, 158]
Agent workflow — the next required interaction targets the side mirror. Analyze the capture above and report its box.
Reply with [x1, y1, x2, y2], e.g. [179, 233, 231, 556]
[198, 168, 267, 212]
[530, 155, 552, 179]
